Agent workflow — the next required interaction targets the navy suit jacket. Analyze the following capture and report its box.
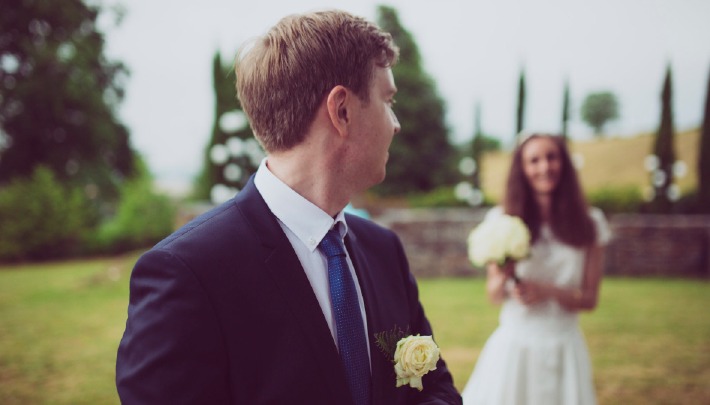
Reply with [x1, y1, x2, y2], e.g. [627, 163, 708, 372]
[116, 177, 461, 404]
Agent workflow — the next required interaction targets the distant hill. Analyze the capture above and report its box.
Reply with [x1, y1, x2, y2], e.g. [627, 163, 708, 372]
[481, 129, 700, 203]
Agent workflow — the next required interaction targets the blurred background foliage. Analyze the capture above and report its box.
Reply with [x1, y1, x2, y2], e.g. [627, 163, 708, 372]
[0, 0, 174, 262]
[91, 158, 175, 255]
[581, 91, 620, 136]
[0, 0, 135, 202]
[192, 51, 260, 204]
[0, 165, 88, 260]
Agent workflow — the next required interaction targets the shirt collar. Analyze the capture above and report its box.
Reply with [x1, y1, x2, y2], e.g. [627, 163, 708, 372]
[254, 158, 348, 252]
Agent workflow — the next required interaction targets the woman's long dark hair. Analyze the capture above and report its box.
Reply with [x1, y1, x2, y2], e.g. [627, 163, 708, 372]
[503, 134, 596, 247]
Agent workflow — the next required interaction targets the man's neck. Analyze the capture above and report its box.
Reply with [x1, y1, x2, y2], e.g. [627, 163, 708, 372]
[266, 151, 350, 217]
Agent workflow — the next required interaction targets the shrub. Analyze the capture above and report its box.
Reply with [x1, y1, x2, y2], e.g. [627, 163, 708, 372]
[92, 177, 176, 253]
[587, 185, 644, 214]
[407, 186, 492, 208]
[0, 166, 88, 261]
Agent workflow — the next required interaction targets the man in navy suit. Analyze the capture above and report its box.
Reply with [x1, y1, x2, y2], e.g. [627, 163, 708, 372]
[116, 9, 461, 405]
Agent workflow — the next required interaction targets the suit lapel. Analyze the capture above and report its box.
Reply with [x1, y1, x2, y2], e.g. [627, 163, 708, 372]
[236, 179, 352, 403]
[345, 226, 398, 405]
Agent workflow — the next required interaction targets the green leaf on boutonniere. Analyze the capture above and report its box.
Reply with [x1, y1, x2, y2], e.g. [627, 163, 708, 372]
[373, 324, 410, 362]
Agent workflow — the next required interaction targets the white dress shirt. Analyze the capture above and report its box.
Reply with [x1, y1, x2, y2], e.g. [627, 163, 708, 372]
[253, 159, 371, 361]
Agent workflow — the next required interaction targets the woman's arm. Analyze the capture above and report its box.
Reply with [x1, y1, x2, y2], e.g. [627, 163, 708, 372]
[569, 244, 605, 311]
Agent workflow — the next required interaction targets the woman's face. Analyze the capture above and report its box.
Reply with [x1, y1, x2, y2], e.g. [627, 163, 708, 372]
[521, 137, 563, 195]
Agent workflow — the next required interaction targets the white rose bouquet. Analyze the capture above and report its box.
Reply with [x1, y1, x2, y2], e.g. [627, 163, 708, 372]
[467, 213, 531, 275]
[393, 335, 440, 391]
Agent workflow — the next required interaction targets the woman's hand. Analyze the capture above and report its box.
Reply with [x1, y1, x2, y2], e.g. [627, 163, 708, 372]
[511, 281, 547, 306]
[499, 261, 516, 280]
[485, 261, 516, 305]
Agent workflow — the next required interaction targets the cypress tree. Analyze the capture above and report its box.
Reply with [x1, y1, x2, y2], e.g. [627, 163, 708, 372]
[561, 80, 570, 140]
[194, 51, 260, 203]
[651, 64, 676, 213]
[699, 65, 710, 212]
[471, 103, 484, 190]
[516, 68, 526, 139]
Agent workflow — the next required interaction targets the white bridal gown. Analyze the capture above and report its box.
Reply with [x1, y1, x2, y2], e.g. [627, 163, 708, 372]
[462, 207, 611, 405]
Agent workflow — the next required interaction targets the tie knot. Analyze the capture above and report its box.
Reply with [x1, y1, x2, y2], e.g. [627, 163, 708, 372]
[318, 229, 346, 258]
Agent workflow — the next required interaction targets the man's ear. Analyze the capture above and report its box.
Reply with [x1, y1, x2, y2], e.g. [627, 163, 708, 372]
[326, 85, 350, 136]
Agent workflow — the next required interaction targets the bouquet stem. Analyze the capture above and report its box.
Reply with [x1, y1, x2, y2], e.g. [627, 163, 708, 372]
[502, 258, 522, 284]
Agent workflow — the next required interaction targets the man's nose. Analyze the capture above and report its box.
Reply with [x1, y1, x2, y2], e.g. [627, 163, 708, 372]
[392, 113, 401, 134]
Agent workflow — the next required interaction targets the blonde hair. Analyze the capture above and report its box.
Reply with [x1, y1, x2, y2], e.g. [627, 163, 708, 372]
[235, 10, 399, 152]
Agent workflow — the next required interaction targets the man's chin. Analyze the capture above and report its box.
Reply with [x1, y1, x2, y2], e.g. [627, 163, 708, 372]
[372, 169, 387, 186]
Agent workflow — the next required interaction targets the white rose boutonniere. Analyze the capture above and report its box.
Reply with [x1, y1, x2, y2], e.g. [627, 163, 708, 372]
[373, 326, 440, 391]
[467, 213, 531, 269]
[393, 335, 440, 391]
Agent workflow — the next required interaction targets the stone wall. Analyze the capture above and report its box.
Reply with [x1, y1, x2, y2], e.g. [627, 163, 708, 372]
[373, 208, 710, 279]
[604, 214, 710, 277]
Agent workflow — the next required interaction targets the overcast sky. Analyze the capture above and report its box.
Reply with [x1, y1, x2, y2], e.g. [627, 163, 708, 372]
[102, 0, 710, 190]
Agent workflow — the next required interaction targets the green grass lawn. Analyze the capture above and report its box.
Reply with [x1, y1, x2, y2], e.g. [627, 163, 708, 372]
[0, 252, 140, 405]
[1, 254, 708, 404]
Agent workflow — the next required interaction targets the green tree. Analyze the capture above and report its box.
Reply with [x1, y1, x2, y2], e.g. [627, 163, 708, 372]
[194, 51, 261, 203]
[454, 104, 500, 207]
[561, 80, 571, 139]
[375, 6, 456, 195]
[580, 91, 619, 136]
[650, 65, 676, 213]
[470, 103, 484, 190]
[0, 0, 135, 206]
[516, 68, 526, 139]
[698, 65, 710, 212]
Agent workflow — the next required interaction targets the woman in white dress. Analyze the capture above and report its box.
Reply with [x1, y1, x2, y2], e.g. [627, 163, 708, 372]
[462, 133, 611, 405]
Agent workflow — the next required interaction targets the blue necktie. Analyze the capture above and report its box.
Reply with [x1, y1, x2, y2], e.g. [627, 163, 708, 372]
[319, 228, 371, 405]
